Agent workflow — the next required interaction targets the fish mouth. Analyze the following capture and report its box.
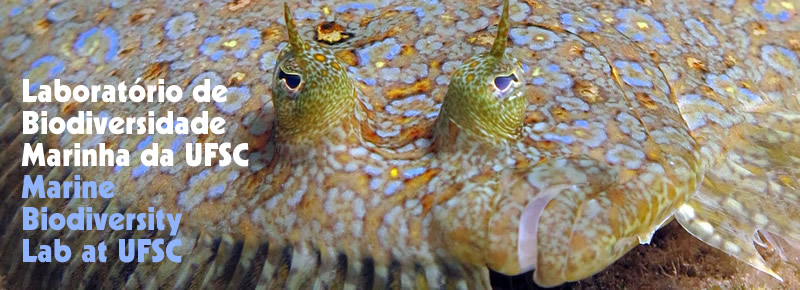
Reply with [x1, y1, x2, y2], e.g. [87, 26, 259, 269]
[517, 184, 573, 272]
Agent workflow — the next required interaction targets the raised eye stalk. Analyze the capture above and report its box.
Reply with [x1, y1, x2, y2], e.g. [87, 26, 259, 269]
[284, 3, 305, 53]
[434, 0, 527, 146]
[490, 0, 510, 58]
[272, 3, 357, 144]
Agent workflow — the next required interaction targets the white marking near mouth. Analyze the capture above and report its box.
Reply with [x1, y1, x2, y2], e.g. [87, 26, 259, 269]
[518, 184, 572, 272]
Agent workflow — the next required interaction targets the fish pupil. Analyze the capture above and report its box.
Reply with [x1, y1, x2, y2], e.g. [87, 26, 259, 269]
[494, 74, 517, 92]
[279, 68, 302, 90]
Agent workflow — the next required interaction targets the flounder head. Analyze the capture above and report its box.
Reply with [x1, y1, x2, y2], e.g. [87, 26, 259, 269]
[435, 0, 526, 145]
[273, 3, 356, 144]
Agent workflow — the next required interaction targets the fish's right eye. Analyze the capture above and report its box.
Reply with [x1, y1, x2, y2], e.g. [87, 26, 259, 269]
[493, 73, 519, 92]
[278, 67, 302, 91]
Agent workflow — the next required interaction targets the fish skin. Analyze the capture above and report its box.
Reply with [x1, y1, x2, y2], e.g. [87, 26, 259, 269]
[0, 0, 798, 288]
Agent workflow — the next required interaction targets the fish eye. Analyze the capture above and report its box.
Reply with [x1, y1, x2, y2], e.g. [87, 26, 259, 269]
[493, 73, 519, 92]
[278, 68, 302, 90]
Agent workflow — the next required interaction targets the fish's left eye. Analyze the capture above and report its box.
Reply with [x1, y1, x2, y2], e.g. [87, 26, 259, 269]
[494, 73, 518, 92]
[278, 68, 302, 91]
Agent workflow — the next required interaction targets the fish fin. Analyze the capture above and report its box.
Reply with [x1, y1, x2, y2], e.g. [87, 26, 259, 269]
[677, 111, 800, 281]
[286, 243, 319, 289]
[2, 193, 483, 289]
[676, 197, 783, 280]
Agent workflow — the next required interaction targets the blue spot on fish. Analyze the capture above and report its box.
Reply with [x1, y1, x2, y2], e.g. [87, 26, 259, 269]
[364, 165, 382, 176]
[170, 136, 183, 153]
[739, 88, 762, 102]
[384, 180, 403, 195]
[113, 156, 127, 173]
[403, 110, 421, 117]
[543, 133, 575, 144]
[24, 55, 65, 93]
[74, 27, 119, 63]
[622, 75, 651, 87]
[208, 184, 226, 199]
[211, 51, 224, 61]
[131, 164, 149, 178]
[335, 2, 376, 13]
[357, 49, 370, 65]
[385, 44, 402, 60]
[136, 135, 153, 151]
[403, 167, 426, 179]
[369, 178, 382, 190]
[10, 7, 24, 17]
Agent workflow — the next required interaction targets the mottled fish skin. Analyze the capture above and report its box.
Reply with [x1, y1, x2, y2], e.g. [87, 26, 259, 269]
[0, 0, 798, 289]
[273, 3, 357, 144]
